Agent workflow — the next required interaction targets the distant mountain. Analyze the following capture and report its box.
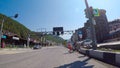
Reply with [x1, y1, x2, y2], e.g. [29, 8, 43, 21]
[44, 34, 65, 43]
[33, 32, 65, 43]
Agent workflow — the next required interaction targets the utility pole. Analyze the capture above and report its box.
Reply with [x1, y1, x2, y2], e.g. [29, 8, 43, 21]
[27, 33, 30, 48]
[84, 0, 97, 50]
[39, 28, 46, 46]
[0, 18, 4, 48]
[0, 14, 18, 48]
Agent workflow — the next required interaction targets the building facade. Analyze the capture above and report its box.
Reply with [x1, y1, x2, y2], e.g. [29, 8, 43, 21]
[108, 19, 120, 41]
[71, 9, 110, 44]
[84, 9, 109, 43]
[94, 9, 109, 43]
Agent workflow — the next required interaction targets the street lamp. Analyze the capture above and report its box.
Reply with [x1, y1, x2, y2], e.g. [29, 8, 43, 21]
[84, 0, 97, 50]
[0, 14, 18, 48]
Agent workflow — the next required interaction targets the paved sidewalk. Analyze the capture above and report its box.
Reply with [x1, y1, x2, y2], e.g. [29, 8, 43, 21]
[0, 48, 33, 55]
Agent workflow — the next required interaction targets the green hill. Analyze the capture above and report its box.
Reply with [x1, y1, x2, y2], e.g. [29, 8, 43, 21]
[0, 13, 37, 40]
[0, 13, 65, 44]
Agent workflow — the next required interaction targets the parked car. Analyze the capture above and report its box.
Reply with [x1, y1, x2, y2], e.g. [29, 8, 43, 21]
[83, 39, 93, 48]
[75, 41, 84, 51]
[33, 45, 42, 49]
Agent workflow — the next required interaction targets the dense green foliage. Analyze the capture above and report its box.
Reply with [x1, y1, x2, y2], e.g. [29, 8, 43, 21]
[44, 35, 65, 43]
[33, 32, 65, 43]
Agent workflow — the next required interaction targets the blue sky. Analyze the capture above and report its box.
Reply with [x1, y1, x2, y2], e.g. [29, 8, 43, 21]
[0, 0, 120, 39]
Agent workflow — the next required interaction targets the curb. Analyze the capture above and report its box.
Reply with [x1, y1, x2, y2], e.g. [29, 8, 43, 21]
[79, 49, 120, 67]
[0, 48, 32, 51]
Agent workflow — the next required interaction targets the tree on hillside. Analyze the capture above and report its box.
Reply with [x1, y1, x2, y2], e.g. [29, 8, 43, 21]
[0, 14, 38, 40]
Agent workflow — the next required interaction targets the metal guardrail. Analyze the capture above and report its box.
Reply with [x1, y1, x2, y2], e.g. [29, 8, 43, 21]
[97, 41, 120, 47]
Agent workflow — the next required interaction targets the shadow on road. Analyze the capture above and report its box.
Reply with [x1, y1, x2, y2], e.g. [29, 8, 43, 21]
[78, 55, 86, 58]
[55, 57, 93, 68]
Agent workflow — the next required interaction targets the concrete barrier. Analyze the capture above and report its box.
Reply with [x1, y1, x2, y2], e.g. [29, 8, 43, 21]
[86, 50, 89, 56]
[80, 49, 86, 54]
[79, 49, 120, 67]
[115, 53, 120, 67]
[89, 50, 103, 60]
[103, 52, 116, 65]
[79, 49, 89, 56]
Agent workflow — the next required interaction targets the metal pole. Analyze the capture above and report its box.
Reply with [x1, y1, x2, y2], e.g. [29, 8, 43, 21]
[27, 34, 30, 48]
[0, 14, 18, 48]
[0, 18, 4, 48]
[84, 0, 97, 50]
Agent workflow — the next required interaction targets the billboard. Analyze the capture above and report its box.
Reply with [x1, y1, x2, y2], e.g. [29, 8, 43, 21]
[53, 27, 64, 35]
[53, 27, 63, 32]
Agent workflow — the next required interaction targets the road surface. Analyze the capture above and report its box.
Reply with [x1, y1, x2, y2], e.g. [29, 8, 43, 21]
[0, 46, 118, 68]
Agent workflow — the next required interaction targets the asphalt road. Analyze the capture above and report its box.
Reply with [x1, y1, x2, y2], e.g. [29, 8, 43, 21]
[0, 46, 118, 68]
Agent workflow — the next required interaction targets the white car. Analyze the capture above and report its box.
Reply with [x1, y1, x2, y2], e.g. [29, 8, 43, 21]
[83, 39, 93, 48]
[33, 45, 42, 49]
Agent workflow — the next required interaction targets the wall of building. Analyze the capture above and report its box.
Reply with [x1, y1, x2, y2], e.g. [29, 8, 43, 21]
[107, 19, 120, 42]
[71, 8, 120, 44]
[94, 9, 109, 43]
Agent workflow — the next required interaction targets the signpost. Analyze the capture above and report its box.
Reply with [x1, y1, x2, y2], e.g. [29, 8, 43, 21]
[1, 35, 6, 39]
[84, 0, 97, 50]
[12, 37, 19, 40]
[78, 31, 82, 39]
[53, 27, 64, 36]
[93, 9, 100, 16]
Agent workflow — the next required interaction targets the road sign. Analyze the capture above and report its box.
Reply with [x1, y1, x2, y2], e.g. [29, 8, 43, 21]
[2, 35, 6, 39]
[93, 9, 99, 16]
[78, 31, 82, 38]
[53, 27, 64, 35]
[12, 37, 19, 40]
[78, 31, 82, 34]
